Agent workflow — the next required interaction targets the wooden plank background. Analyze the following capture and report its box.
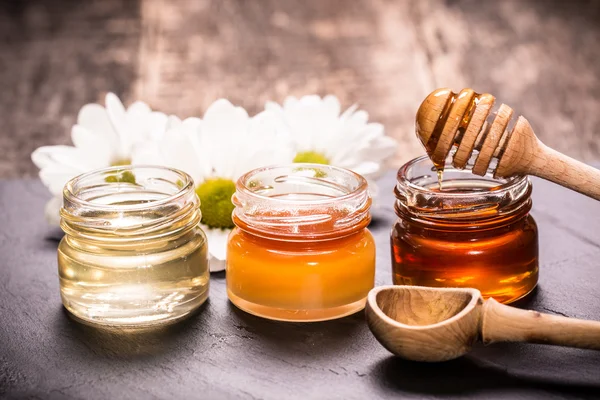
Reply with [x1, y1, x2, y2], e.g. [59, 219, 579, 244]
[1, 0, 599, 178]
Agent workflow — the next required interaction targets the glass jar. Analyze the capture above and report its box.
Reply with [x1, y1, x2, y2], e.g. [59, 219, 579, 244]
[58, 166, 209, 327]
[391, 156, 539, 304]
[227, 164, 376, 322]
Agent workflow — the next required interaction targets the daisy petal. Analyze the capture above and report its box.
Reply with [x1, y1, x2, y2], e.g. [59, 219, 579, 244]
[264, 101, 284, 114]
[202, 99, 249, 178]
[322, 95, 342, 117]
[340, 103, 359, 120]
[297, 95, 322, 107]
[131, 141, 165, 165]
[145, 112, 169, 142]
[160, 125, 207, 184]
[166, 115, 183, 130]
[282, 96, 300, 108]
[39, 164, 82, 195]
[232, 110, 294, 178]
[203, 99, 249, 135]
[352, 161, 381, 178]
[32, 145, 94, 172]
[105, 92, 131, 157]
[32, 145, 75, 169]
[203, 226, 229, 260]
[280, 95, 342, 152]
[127, 101, 151, 115]
[71, 125, 113, 168]
[209, 257, 226, 273]
[77, 103, 119, 147]
[203, 226, 230, 272]
[360, 134, 398, 161]
[44, 196, 63, 227]
[266, 95, 398, 205]
[33, 92, 173, 227]
[77, 103, 112, 132]
[346, 109, 369, 125]
[181, 117, 202, 130]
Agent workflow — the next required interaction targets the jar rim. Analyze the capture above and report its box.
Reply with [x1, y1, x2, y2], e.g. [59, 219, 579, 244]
[236, 163, 369, 205]
[397, 155, 528, 197]
[63, 165, 195, 212]
[395, 155, 532, 224]
[233, 163, 371, 240]
[61, 165, 201, 241]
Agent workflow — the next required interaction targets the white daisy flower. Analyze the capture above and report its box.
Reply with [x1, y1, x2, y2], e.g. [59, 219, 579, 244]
[31, 93, 169, 225]
[265, 95, 398, 199]
[133, 99, 295, 272]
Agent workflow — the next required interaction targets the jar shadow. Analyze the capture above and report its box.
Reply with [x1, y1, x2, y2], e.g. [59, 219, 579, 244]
[372, 353, 600, 396]
[368, 214, 388, 230]
[54, 300, 211, 359]
[210, 271, 226, 281]
[227, 300, 366, 358]
[509, 285, 539, 308]
[43, 230, 63, 246]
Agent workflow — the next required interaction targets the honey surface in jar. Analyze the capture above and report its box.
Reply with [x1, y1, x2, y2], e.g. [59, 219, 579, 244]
[227, 208, 376, 322]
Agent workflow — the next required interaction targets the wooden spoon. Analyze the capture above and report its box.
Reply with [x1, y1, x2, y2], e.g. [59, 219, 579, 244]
[366, 285, 600, 362]
[416, 88, 600, 200]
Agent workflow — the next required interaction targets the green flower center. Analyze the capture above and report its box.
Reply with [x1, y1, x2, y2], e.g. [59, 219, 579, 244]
[293, 151, 329, 178]
[293, 151, 329, 165]
[105, 160, 135, 184]
[195, 178, 236, 229]
[105, 170, 136, 184]
[111, 159, 131, 166]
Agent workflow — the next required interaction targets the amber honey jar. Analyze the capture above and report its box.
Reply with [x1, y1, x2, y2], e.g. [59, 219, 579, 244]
[226, 164, 376, 322]
[391, 155, 539, 303]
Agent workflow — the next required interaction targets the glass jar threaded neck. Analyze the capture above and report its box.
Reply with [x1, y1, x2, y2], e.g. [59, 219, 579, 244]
[395, 155, 532, 228]
[232, 163, 371, 240]
[60, 165, 201, 242]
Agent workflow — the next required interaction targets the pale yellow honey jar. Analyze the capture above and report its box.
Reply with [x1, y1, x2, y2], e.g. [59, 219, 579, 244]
[58, 166, 209, 327]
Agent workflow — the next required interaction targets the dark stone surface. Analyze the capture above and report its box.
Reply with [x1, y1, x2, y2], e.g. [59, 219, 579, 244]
[1, 171, 600, 399]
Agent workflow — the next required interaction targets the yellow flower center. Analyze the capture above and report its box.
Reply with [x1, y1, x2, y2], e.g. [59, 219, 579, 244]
[111, 159, 131, 166]
[293, 151, 329, 165]
[105, 170, 136, 184]
[293, 151, 330, 178]
[195, 178, 236, 229]
[105, 160, 135, 183]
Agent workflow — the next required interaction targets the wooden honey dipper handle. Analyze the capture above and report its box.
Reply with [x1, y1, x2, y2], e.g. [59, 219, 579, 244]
[496, 116, 600, 200]
[481, 298, 600, 350]
[527, 145, 600, 200]
[416, 88, 600, 200]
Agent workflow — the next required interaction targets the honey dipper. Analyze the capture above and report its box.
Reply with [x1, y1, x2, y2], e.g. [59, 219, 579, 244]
[366, 285, 600, 362]
[416, 88, 600, 200]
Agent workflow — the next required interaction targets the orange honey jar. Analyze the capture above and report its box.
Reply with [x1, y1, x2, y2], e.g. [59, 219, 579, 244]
[226, 164, 376, 321]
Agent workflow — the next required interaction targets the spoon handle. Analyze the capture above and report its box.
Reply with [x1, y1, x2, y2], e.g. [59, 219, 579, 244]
[481, 298, 600, 350]
[525, 143, 600, 200]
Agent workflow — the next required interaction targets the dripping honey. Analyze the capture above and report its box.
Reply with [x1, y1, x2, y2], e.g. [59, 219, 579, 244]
[392, 157, 539, 304]
[423, 90, 481, 188]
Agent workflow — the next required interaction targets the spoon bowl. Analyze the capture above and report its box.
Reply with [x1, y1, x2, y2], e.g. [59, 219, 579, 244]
[366, 285, 600, 362]
[366, 286, 483, 362]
